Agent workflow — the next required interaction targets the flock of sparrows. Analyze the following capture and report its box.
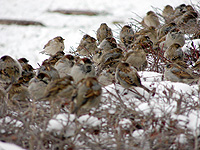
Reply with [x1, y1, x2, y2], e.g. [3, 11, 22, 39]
[0, 4, 200, 115]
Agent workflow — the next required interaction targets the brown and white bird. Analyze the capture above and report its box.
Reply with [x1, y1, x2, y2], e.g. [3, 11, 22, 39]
[162, 5, 175, 23]
[40, 75, 76, 106]
[70, 58, 95, 83]
[157, 22, 177, 40]
[165, 28, 185, 48]
[96, 23, 113, 45]
[54, 54, 75, 78]
[28, 72, 51, 101]
[98, 67, 116, 86]
[7, 80, 30, 108]
[164, 63, 199, 84]
[71, 77, 102, 115]
[135, 26, 157, 45]
[76, 34, 97, 56]
[0, 55, 22, 89]
[115, 62, 150, 92]
[164, 43, 184, 62]
[124, 48, 147, 71]
[120, 25, 135, 49]
[40, 36, 65, 56]
[98, 48, 124, 71]
[37, 61, 60, 81]
[141, 11, 160, 28]
[46, 51, 65, 66]
[133, 35, 153, 52]
[99, 37, 117, 52]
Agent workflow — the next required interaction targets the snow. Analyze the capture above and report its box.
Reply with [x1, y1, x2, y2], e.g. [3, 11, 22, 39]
[0, 141, 25, 150]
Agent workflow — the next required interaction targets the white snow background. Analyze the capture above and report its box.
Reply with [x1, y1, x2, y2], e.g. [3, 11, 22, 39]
[0, 0, 200, 149]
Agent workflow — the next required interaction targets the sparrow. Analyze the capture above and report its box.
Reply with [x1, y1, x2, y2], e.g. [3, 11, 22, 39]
[119, 25, 135, 49]
[164, 63, 199, 84]
[0, 55, 22, 89]
[98, 67, 115, 86]
[7, 80, 30, 108]
[99, 37, 117, 52]
[19, 63, 36, 86]
[28, 72, 51, 101]
[70, 57, 95, 83]
[162, 5, 175, 23]
[76, 34, 97, 56]
[37, 61, 60, 81]
[174, 4, 187, 18]
[135, 26, 157, 45]
[115, 62, 150, 92]
[47, 51, 65, 66]
[96, 23, 113, 45]
[40, 36, 65, 56]
[141, 11, 160, 28]
[98, 48, 124, 71]
[157, 22, 177, 40]
[124, 48, 147, 71]
[133, 35, 153, 52]
[165, 28, 185, 47]
[164, 43, 184, 62]
[40, 75, 76, 106]
[92, 48, 104, 65]
[18, 57, 29, 67]
[54, 54, 75, 78]
[176, 10, 198, 34]
[71, 77, 102, 115]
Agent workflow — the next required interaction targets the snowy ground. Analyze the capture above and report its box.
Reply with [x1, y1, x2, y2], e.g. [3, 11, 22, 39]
[0, 0, 200, 149]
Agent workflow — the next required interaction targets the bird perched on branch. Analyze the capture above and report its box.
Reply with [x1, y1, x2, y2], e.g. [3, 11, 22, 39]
[115, 62, 150, 92]
[40, 36, 65, 56]
[71, 77, 102, 115]
[70, 58, 95, 83]
[141, 11, 160, 28]
[0, 55, 22, 89]
[96, 23, 113, 45]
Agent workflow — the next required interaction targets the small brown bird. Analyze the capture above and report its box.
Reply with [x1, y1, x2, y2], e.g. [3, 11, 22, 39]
[135, 26, 157, 45]
[157, 22, 177, 40]
[164, 63, 199, 84]
[99, 37, 117, 52]
[76, 34, 97, 56]
[124, 48, 147, 71]
[70, 58, 95, 83]
[54, 54, 75, 78]
[71, 77, 102, 115]
[92, 48, 104, 65]
[115, 62, 150, 92]
[133, 35, 153, 52]
[174, 4, 187, 18]
[46, 51, 65, 66]
[165, 28, 185, 47]
[37, 61, 60, 81]
[120, 25, 135, 49]
[162, 5, 175, 23]
[40, 36, 65, 56]
[141, 11, 160, 28]
[28, 73, 51, 101]
[96, 23, 113, 45]
[40, 75, 76, 106]
[164, 43, 184, 62]
[98, 48, 124, 71]
[0, 55, 22, 89]
[98, 67, 116, 86]
[7, 80, 30, 109]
